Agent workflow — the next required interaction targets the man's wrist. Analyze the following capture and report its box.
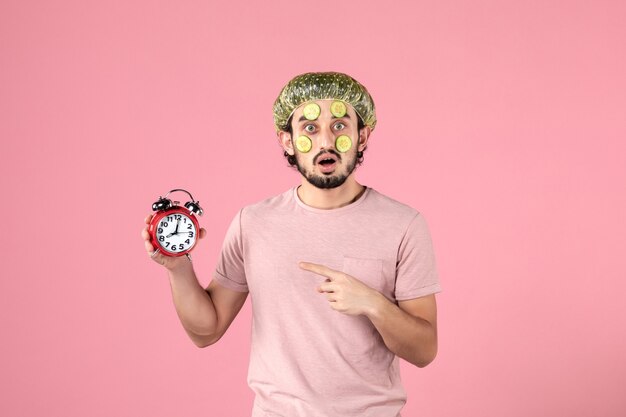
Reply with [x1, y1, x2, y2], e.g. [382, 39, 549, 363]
[166, 257, 195, 276]
[365, 290, 391, 320]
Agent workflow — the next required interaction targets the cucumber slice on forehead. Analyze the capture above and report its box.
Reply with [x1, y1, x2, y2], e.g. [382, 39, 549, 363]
[335, 135, 352, 152]
[296, 135, 312, 153]
[302, 103, 321, 120]
[330, 101, 347, 118]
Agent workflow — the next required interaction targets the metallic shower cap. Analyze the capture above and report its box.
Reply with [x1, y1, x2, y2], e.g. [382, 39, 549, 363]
[273, 72, 377, 132]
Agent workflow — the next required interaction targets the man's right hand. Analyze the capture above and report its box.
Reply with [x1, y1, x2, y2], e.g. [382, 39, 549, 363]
[141, 214, 207, 271]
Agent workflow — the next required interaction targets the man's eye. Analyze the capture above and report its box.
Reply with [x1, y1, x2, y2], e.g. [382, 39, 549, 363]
[304, 125, 315, 132]
[334, 122, 345, 130]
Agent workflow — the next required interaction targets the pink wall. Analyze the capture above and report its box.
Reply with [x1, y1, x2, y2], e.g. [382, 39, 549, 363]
[2, 0, 625, 416]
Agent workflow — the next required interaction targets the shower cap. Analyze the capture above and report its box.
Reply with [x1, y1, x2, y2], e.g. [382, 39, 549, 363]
[273, 72, 377, 133]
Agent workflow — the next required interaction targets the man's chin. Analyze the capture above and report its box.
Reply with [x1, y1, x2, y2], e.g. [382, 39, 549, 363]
[305, 174, 347, 189]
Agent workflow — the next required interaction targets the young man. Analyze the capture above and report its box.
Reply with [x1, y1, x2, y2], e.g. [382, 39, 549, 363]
[142, 72, 442, 417]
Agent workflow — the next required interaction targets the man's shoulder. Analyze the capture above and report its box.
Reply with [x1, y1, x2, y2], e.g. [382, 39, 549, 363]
[240, 186, 294, 216]
[367, 187, 421, 219]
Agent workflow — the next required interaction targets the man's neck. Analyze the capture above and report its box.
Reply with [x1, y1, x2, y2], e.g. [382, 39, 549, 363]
[297, 179, 366, 210]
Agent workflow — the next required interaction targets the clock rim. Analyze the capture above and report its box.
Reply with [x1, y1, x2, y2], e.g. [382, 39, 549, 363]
[148, 207, 200, 257]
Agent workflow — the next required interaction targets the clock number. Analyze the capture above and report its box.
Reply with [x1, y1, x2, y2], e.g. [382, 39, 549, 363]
[164, 242, 170, 247]
[178, 244, 184, 250]
[187, 224, 192, 230]
[185, 239, 190, 244]
[161, 221, 169, 227]
[158, 227, 163, 233]
[183, 218, 187, 223]
[175, 215, 182, 220]
[159, 236, 164, 242]
[188, 232, 194, 237]
[167, 216, 172, 222]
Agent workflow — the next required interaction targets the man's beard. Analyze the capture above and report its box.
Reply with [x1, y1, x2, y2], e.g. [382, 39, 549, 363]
[294, 149, 358, 189]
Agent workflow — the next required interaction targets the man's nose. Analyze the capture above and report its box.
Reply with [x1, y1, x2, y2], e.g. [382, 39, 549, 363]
[317, 125, 335, 149]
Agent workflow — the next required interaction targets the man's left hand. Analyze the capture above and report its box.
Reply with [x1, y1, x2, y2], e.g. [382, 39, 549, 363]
[298, 261, 381, 317]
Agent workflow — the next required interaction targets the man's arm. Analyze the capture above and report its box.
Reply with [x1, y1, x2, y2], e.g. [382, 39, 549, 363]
[300, 259, 439, 367]
[167, 261, 248, 348]
[202, 279, 248, 346]
[365, 293, 438, 368]
[144, 212, 248, 348]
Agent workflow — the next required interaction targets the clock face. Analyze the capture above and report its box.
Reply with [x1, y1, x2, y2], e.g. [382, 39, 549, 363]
[154, 212, 198, 254]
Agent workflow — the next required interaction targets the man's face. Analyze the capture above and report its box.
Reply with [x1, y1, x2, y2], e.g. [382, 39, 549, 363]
[289, 100, 362, 189]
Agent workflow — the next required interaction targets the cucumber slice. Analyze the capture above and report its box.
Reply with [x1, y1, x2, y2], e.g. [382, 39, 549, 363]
[330, 101, 347, 118]
[296, 135, 312, 153]
[335, 135, 352, 152]
[302, 103, 321, 120]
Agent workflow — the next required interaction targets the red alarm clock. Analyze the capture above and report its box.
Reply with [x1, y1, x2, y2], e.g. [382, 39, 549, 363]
[148, 189, 204, 257]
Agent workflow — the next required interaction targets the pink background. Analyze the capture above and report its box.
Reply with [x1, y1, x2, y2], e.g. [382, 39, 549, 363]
[2, 0, 625, 416]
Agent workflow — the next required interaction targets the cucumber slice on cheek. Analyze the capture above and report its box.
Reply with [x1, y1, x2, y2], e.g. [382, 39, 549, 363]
[335, 135, 352, 153]
[296, 135, 312, 153]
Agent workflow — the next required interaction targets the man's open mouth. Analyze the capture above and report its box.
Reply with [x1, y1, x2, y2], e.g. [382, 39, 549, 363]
[317, 154, 339, 173]
[317, 153, 338, 165]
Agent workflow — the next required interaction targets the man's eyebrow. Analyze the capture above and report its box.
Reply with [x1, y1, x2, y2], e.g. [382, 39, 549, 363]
[297, 113, 351, 123]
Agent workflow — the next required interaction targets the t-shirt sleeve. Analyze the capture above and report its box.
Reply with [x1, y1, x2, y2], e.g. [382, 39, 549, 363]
[394, 212, 442, 300]
[212, 208, 249, 292]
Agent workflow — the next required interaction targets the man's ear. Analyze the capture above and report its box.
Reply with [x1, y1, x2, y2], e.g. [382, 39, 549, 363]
[358, 126, 372, 152]
[277, 130, 294, 155]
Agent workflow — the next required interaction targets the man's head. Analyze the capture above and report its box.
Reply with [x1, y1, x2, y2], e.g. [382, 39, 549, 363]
[273, 72, 377, 189]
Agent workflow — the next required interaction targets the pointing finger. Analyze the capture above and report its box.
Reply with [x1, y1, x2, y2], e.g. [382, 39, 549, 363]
[299, 262, 341, 280]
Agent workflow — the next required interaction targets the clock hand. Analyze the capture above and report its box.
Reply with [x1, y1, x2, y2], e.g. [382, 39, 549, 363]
[165, 221, 180, 238]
